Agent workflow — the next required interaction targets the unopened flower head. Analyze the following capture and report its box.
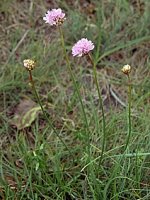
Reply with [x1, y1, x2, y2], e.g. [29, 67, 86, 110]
[23, 59, 36, 71]
[43, 8, 66, 26]
[72, 38, 94, 57]
[121, 64, 131, 75]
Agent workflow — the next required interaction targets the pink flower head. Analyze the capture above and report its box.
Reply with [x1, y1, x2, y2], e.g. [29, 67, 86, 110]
[72, 38, 94, 57]
[43, 8, 66, 26]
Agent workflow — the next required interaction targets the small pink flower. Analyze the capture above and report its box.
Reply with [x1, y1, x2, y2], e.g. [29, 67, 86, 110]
[72, 38, 94, 57]
[43, 8, 66, 26]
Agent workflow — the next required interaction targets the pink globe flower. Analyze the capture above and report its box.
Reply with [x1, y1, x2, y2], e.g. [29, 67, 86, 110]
[72, 38, 94, 57]
[43, 8, 66, 26]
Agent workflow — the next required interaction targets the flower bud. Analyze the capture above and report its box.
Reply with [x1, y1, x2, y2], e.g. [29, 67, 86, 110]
[121, 64, 131, 75]
[23, 59, 36, 71]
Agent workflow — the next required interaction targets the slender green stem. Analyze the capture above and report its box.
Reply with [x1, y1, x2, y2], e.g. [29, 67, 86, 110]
[58, 26, 90, 156]
[87, 54, 106, 165]
[124, 75, 132, 151]
[28, 70, 73, 158]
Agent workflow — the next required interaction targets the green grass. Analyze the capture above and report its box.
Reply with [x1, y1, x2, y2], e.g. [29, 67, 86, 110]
[0, 0, 150, 199]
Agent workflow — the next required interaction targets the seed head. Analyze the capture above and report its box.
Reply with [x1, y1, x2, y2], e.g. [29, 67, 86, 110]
[23, 59, 36, 71]
[121, 64, 131, 75]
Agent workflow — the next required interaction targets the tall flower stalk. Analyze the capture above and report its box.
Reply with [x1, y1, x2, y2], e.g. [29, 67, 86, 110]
[72, 38, 106, 165]
[23, 59, 73, 159]
[58, 27, 91, 156]
[87, 54, 106, 165]
[122, 64, 132, 151]
[43, 8, 91, 156]
[43, 8, 106, 162]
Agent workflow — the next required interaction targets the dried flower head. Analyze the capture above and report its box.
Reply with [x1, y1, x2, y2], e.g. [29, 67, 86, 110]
[43, 8, 66, 26]
[23, 59, 36, 71]
[121, 64, 131, 75]
[72, 38, 94, 57]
